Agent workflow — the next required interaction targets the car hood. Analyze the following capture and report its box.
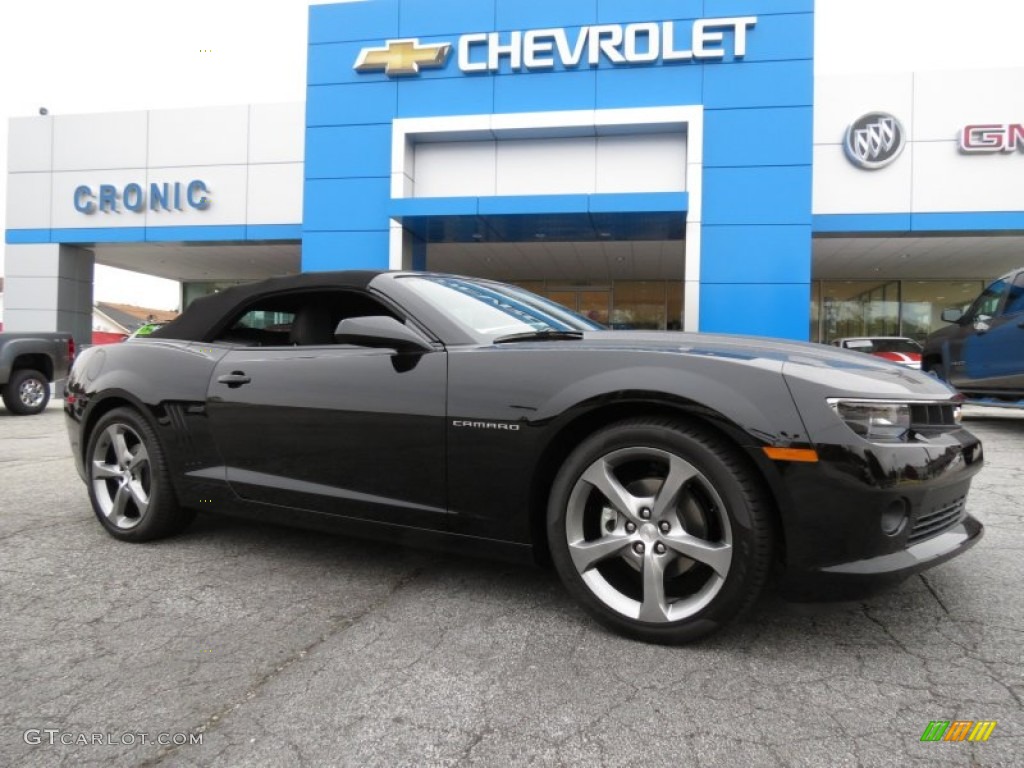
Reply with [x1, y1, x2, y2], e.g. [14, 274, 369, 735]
[572, 330, 957, 399]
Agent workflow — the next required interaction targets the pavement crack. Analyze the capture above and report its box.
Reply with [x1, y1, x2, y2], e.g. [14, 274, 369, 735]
[133, 563, 428, 767]
[919, 573, 951, 616]
[860, 603, 915, 656]
[455, 723, 495, 766]
[0, 518, 92, 542]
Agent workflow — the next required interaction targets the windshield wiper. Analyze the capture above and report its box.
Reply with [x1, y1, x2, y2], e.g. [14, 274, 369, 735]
[493, 330, 585, 344]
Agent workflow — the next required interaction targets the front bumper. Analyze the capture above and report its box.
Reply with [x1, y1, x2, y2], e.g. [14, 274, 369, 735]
[818, 515, 982, 579]
[779, 516, 983, 599]
[771, 428, 984, 597]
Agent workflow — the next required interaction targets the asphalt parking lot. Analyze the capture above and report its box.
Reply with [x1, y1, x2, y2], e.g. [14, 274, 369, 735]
[1, 403, 1021, 767]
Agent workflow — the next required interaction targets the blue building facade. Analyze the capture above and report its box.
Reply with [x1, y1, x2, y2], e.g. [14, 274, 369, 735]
[303, 0, 814, 338]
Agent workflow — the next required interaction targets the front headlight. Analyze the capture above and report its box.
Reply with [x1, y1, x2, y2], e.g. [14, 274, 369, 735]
[828, 399, 911, 441]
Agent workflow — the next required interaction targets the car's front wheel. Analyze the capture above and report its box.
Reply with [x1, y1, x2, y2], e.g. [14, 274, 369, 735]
[547, 417, 773, 644]
[2, 368, 50, 415]
[85, 407, 195, 541]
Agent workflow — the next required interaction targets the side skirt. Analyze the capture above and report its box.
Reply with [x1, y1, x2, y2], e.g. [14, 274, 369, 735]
[201, 495, 537, 565]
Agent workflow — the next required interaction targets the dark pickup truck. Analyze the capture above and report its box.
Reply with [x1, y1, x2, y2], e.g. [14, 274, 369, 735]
[0, 332, 75, 415]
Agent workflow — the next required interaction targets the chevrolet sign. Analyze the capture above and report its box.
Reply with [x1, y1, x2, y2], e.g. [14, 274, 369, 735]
[354, 39, 451, 76]
[354, 17, 757, 77]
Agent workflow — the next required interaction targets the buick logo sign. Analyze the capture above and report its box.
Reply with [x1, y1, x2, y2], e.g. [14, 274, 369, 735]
[844, 112, 906, 170]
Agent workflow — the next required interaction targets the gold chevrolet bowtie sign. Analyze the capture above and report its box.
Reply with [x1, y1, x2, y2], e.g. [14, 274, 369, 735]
[353, 39, 452, 76]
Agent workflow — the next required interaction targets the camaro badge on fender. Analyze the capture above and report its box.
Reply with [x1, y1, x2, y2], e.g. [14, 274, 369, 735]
[452, 420, 521, 432]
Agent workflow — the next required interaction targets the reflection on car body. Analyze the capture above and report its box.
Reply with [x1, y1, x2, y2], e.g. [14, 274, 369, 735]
[831, 337, 923, 369]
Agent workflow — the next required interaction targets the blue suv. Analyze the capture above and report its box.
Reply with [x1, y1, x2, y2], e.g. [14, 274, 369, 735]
[923, 267, 1024, 399]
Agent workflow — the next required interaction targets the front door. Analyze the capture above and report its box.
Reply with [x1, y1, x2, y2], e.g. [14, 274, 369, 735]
[204, 290, 448, 529]
[950, 276, 1009, 389]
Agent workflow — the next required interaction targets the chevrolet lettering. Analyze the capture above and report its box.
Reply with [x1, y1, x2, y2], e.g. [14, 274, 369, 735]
[354, 17, 757, 77]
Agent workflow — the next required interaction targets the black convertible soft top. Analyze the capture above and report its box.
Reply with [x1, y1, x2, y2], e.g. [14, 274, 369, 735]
[150, 270, 385, 342]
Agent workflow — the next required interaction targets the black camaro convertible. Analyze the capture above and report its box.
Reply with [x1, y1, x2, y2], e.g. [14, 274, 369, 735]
[65, 272, 984, 643]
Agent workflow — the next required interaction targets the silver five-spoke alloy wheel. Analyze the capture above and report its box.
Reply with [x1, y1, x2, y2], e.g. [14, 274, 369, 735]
[566, 446, 732, 624]
[90, 423, 152, 530]
[18, 377, 47, 409]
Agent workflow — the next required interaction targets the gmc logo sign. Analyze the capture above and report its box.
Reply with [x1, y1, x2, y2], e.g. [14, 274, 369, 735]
[960, 124, 1024, 153]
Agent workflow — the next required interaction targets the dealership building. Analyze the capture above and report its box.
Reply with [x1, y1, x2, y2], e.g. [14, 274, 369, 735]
[4, 0, 1024, 345]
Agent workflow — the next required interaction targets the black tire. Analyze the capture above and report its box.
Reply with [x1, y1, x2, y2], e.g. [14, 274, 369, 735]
[2, 369, 50, 415]
[547, 417, 773, 644]
[84, 407, 195, 541]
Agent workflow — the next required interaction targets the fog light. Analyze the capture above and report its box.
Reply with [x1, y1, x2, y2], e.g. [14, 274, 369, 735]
[881, 498, 909, 536]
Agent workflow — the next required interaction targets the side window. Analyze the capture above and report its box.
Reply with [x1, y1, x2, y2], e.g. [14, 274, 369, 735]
[1003, 273, 1024, 316]
[214, 289, 398, 347]
[221, 309, 295, 347]
[966, 279, 1008, 321]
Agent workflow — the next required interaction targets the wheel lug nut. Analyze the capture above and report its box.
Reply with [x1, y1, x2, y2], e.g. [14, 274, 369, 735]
[633, 542, 645, 555]
[654, 542, 666, 555]
[625, 522, 636, 534]
[640, 508, 651, 520]
[659, 521, 670, 534]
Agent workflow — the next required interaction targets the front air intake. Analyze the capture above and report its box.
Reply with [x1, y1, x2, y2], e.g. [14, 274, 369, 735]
[908, 496, 966, 545]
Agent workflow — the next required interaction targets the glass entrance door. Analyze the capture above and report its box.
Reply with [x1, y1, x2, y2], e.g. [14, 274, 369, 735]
[547, 288, 611, 325]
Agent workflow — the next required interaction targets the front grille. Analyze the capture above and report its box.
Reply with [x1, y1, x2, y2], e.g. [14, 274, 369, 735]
[910, 403, 958, 429]
[908, 496, 966, 545]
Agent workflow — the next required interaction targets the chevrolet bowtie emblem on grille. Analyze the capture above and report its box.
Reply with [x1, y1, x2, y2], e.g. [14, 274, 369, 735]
[353, 39, 452, 77]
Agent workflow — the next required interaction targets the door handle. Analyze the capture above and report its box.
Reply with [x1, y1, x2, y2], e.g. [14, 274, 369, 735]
[217, 371, 251, 388]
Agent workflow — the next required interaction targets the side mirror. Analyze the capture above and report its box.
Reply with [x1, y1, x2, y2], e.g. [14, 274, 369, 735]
[334, 316, 431, 352]
[941, 308, 963, 323]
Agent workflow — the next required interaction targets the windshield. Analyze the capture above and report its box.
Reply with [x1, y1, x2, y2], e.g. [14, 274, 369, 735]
[400, 276, 603, 338]
[966, 278, 1009, 320]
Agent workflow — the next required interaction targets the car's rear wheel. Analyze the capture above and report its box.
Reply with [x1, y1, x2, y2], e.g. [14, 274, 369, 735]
[547, 418, 773, 644]
[2, 369, 50, 415]
[86, 407, 195, 541]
